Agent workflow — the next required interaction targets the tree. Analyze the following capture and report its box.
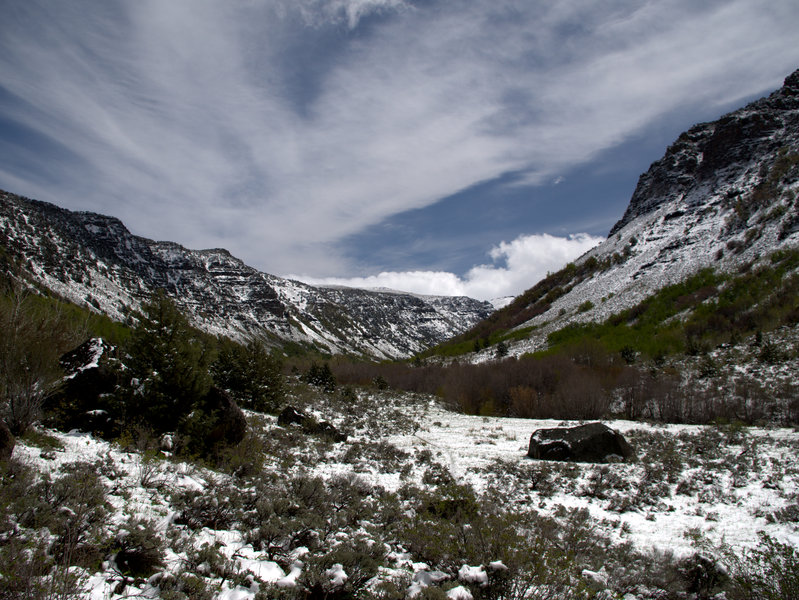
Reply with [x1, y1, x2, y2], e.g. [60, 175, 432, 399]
[212, 338, 284, 412]
[123, 290, 214, 432]
[495, 341, 509, 358]
[0, 285, 83, 435]
[305, 361, 336, 393]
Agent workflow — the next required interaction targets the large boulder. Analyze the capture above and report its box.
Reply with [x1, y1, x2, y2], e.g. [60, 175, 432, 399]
[46, 338, 121, 438]
[527, 422, 634, 463]
[0, 420, 15, 462]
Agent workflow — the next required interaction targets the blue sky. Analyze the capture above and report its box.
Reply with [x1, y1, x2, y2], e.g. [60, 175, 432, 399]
[1, 1, 798, 300]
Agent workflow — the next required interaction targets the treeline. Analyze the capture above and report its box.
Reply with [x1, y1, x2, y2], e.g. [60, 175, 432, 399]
[331, 338, 799, 425]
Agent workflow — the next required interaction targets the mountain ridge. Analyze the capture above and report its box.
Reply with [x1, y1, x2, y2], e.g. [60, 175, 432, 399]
[454, 68, 799, 359]
[0, 192, 493, 359]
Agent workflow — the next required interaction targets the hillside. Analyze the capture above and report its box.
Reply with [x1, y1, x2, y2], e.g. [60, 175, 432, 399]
[0, 193, 493, 360]
[443, 68, 799, 360]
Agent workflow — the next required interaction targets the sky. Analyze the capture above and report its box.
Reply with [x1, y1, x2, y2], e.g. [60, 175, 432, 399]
[1, 1, 798, 301]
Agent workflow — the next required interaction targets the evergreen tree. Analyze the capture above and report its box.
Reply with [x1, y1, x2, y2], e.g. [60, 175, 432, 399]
[212, 338, 284, 412]
[123, 290, 214, 432]
[305, 361, 336, 393]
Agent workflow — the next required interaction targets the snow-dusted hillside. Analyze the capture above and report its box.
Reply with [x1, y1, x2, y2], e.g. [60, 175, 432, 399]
[0, 193, 493, 359]
[494, 68, 799, 357]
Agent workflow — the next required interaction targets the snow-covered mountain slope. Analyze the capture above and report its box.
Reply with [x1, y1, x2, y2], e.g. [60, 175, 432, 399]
[495, 68, 799, 356]
[0, 193, 493, 359]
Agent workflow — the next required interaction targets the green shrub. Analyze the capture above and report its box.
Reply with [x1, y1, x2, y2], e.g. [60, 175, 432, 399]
[212, 338, 284, 412]
[730, 533, 799, 600]
[122, 289, 214, 433]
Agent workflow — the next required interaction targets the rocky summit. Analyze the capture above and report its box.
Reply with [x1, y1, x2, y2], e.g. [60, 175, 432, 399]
[491, 68, 799, 356]
[0, 193, 493, 359]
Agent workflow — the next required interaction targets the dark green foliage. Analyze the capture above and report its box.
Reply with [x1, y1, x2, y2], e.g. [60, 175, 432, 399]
[305, 361, 337, 393]
[299, 539, 386, 599]
[123, 290, 214, 433]
[0, 459, 108, 585]
[495, 340, 509, 358]
[395, 483, 584, 599]
[212, 338, 284, 412]
[730, 533, 799, 600]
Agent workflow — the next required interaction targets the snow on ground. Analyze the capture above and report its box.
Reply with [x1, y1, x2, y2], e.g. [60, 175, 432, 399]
[382, 403, 799, 556]
[11, 392, 799, 599]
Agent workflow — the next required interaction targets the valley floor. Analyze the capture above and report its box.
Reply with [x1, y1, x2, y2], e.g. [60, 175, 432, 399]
[9, 389, 799, 599]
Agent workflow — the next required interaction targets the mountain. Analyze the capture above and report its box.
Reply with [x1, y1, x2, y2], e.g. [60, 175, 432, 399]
[460, 68, 799, 357]
[0, 193, 493, 359]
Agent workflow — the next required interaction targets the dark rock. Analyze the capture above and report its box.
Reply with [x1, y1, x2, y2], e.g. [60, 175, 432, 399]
[278, 405, 346, 442]
[314, 421, 347, 443]
[609, 67, 799, 236]
[278, 405, 310, 428]
[527, 422, 634, 463]
[0, 420, 15, 462]
[46, 338, 121, 438]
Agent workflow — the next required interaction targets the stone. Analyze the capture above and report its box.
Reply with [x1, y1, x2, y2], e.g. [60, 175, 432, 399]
[277, 405, 346, 442]
[46, 338, 120, 438]
[278, 405, 310, 428]
[0, 420, 15, 462]
[527, 422, 634, 463]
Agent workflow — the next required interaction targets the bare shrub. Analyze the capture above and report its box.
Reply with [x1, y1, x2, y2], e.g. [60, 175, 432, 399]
[0, 288, 85, 435]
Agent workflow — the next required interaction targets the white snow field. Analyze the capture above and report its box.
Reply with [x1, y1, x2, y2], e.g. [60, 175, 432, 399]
[11, 391, 799, 599]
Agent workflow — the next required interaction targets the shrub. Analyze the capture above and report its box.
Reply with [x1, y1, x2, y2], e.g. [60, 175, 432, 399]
[121, 290, 214, 433]
[0, 286, 84, 435]
[113, 517, 165, 577]
[730, 533, 799, 600]
[305, 361, 337, 393]
[212, 338, 284, 412]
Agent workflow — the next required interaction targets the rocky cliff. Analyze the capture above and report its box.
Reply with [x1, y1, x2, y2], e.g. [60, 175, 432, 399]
[0, 193, 493, 359]
[476, 68, 799, 357]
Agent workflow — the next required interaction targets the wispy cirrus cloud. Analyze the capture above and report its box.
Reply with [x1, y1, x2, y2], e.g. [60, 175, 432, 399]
[0, 0, 797, 292]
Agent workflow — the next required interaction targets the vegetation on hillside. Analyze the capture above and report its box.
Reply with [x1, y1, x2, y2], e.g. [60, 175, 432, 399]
[328, 249, 799, 425]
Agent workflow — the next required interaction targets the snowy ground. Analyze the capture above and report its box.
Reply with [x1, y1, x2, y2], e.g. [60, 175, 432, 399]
[11, 390, 799, 599]
[384, 405, 799, 555]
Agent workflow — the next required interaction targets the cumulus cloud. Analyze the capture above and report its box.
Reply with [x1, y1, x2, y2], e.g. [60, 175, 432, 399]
[296, 232, 603, 300]
[0, 1, 797, 278]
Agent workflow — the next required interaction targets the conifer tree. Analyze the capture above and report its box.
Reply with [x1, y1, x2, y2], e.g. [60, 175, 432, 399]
[212, 338, 284, 412]
[124, 290, 214, 432]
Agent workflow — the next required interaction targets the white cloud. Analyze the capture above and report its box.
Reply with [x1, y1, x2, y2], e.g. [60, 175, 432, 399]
[0, 1, 797, 277]
[295, 232, 603, 300]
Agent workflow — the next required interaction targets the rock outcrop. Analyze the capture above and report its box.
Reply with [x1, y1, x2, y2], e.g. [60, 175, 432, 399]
[0, 192, 494, 360]
[527, 422, 634, 463]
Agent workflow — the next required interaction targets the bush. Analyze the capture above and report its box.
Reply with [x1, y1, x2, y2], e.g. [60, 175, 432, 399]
[730, 533, 799, 600]
[113, 517, 165, 577]
[122, 290, 214, 433]
[0, 286, 85, 435]
[212, 338, 284, 412]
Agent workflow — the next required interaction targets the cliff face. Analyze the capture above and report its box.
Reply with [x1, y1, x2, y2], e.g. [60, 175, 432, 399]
[611, 69, 799, 235]
[0, 192, 493, 359]
[481, 69, 799, 358]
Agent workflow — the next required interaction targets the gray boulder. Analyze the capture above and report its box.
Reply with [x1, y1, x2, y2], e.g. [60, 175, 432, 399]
[527, 422, 634, 463]
[0, 420, 15, 462]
